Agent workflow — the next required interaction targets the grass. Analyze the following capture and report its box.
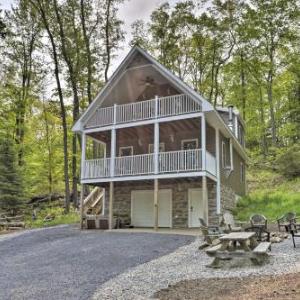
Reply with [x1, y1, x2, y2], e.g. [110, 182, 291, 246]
[235, 168, 300, 221]
[25, 203, 80, 229]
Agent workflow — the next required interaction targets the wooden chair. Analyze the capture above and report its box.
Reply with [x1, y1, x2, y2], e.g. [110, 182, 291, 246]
[250, 214, 268, 230]
[276, 212, 297, 232]
[245, 226, 270, 242]
[199, 218, 223, 245]
[222, 211, 245, 232]
[290, 227, 300, 248]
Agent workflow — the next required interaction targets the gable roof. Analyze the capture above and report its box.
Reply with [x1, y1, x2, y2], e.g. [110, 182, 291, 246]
[72, 46, 247, 160]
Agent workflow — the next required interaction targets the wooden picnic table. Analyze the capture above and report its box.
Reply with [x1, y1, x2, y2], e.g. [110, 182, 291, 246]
[219, 232, 258, 251]
[206, 231, 271, 268]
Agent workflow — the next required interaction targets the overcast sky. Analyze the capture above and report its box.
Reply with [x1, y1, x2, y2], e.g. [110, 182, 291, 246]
[0, 0, 180, 74]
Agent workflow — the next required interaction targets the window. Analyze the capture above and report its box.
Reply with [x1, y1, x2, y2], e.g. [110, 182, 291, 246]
[181, 139, 198, 150]
[148, 143, 165, 153]
[119, 146, 133, 157]
[240, 162, 245, 183]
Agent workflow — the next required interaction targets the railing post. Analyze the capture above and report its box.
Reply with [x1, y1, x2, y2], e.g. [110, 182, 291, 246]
[81, 132, 86, 180]
[110, 104, 117, 177]
[201, 114, 206, 171]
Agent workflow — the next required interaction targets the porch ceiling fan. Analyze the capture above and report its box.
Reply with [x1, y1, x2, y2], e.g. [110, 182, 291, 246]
[138, 76, 155, 87]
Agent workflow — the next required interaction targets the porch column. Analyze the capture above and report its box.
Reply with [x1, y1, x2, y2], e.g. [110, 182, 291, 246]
[81, 132, 86, 180]
[202, 176, 209, 224]
[215, 128, 221, 214]
[110, 104, 117, 177]
[154, 179, 159, 230]
[110, 129, 116, 177]
[80, 184, 85, 229]
[154, 95, 159, 174]
[109, 182, 114, 229]
[201, 115, 206, 171]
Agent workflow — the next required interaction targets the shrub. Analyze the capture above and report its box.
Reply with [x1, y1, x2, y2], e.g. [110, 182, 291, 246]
[276, 145, 300, 178]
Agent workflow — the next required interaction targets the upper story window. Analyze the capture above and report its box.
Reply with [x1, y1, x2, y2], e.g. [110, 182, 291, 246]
[148, 143, 165, 153]
[119, 146, 133, 157]
[222, 139, 233, 171]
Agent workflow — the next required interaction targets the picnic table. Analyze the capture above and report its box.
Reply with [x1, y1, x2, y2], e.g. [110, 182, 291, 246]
[206, 232, 271, 268]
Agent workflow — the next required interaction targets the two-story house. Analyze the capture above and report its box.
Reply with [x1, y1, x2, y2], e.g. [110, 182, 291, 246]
[72, 46, 247, 230]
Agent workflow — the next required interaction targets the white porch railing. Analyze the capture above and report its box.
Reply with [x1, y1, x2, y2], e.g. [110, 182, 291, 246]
[159, 149, 202, 173]
[115, 153, 154, 176]
[86, 94, 202, 128]
[206, 151, 217, 175]
[82, 149, 217, 180]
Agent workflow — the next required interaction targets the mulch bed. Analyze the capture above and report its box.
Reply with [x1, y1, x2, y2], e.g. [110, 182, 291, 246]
[154, 273, 300, 300]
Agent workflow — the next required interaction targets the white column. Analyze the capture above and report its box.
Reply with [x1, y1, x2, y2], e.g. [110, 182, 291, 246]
[154, 95, 159, 174]
[81, 132, 86, 180]
[202, 176, 209, 224]
[215, 128, 221, 214]
[201, 115, 206, 171]
[110, 104, 117, 177]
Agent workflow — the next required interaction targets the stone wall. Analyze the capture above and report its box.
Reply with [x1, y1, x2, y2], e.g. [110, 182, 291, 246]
[101, 178, 218, 228]
[220, 184, 236, 211]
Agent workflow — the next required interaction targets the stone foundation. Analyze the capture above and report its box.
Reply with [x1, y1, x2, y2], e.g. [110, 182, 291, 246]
[220, 184, 237, 211]
[102, 178, 218, 228]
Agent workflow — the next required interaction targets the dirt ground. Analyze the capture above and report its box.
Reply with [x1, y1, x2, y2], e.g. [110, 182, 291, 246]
[154, 273, 300, 300]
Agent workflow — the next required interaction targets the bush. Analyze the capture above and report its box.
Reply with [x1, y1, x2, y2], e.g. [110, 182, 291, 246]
[276, 145, 300, 178]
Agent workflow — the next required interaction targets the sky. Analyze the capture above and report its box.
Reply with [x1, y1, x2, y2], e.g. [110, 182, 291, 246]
[0, 0, 180, 74]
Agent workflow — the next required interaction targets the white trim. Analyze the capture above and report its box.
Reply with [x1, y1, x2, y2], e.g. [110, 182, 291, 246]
[181, 138, 198, 150]
[110, 128, 116, 177]
[230, 138, 234, 171]
[119, 146, 133, 157]
[83, 112, 204, 133]
[201, 115, 206, 170]
[188, 188, 203, 228]
[81, 171, 216, 184]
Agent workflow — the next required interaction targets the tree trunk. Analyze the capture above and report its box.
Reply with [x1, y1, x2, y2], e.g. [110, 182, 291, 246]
[259, 86, 268, 157]
[104, 0, 112, 83]
[240, 51, 246, 121]
[30, 0, 71, 211]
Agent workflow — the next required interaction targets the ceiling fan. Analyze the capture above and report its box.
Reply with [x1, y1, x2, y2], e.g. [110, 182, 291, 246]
[138, 76, 155, 87]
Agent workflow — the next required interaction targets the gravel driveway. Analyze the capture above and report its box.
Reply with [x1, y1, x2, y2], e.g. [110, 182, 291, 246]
[0, 225, 194, 300]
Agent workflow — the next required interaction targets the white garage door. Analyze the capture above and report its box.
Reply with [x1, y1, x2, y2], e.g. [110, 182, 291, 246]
[131, 190, 172, 227]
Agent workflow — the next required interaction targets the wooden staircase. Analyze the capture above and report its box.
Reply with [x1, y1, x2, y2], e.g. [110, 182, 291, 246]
[81, 187, 106, 229]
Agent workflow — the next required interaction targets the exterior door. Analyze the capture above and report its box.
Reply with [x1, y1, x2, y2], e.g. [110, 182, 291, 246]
[188, 188, 205, 228]
[131, 189, 172, 227]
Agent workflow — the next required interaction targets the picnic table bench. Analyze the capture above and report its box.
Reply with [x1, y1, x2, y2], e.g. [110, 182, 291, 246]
[206, 232, 271, 268]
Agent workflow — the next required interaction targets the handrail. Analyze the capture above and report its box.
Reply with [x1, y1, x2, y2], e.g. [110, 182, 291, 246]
[86, 94, 202, 128]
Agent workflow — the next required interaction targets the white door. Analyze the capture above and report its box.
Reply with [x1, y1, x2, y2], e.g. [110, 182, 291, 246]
[188, 189, 205, 228]
[131, 190, 172, 227]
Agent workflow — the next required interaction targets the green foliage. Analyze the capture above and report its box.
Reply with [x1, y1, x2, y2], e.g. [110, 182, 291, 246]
[0, 137, 24, 212]
[276, 145, 300, 178]
[25, 204, 79, 228]
[236, 168, 300, 221]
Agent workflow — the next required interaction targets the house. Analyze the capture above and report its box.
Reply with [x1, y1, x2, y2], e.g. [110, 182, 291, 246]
[72, 46, 247, 230]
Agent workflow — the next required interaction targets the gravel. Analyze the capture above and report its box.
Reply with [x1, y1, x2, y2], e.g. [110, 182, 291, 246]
[0, 225, 194, 300]
[93, 237, 300, 300]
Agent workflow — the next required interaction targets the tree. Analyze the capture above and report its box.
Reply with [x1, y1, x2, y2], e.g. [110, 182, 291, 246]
[0, 136, 24, 214]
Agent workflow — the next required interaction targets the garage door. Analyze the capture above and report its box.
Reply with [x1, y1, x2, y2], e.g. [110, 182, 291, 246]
[131, 190, 172, 227]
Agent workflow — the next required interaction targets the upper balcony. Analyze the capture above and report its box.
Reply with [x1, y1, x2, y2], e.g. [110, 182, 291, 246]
[85, 94, 202, 129]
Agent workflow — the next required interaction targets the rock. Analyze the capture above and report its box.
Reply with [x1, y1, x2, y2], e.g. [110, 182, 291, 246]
[270, 237, 282, 243]
[211, 238, 221, 246]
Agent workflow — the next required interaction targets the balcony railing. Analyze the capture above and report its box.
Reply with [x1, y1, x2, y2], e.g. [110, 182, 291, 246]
[82, 149, 216, 180]
[86, 94, 202, 128]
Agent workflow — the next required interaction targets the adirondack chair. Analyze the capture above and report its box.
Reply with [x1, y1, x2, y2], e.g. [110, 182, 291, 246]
[199, 218, 223, 245]
[222, 211, 245, 233]
[276, 212, 297, 232]
[250, 214, 268, 230]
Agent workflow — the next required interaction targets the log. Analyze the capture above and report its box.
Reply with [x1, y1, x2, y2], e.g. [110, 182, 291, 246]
[27, 193, 64, 204]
